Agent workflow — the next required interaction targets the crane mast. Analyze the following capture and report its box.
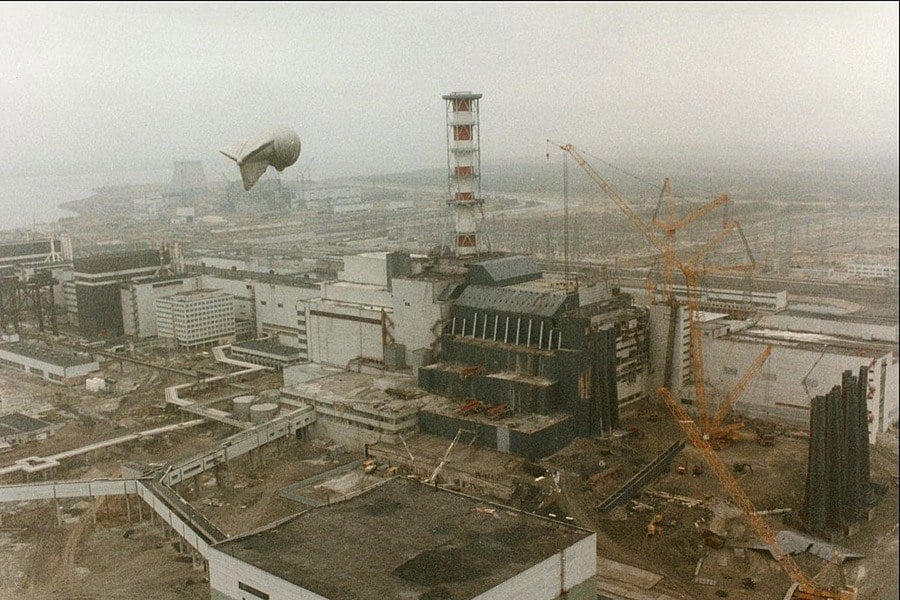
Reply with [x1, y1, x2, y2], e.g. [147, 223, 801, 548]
[549, 141, 748, 431]
[548, 139, 855, 600]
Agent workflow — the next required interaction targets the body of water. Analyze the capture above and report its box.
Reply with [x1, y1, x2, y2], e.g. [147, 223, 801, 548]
[0, 167, 171, 230]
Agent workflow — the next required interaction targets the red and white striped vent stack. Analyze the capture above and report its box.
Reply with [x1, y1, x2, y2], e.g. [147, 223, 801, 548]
[442, 91, 484, 257]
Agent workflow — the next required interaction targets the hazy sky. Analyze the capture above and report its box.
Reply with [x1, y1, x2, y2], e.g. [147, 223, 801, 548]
[1, 2, 897, 180]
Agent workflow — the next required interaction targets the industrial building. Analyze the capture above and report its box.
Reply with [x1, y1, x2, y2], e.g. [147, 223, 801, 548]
[280, 248, 648, 459]
[155, 289, 236, 348]
[668, 284, 788, 314]
[415, 255, 624, 458]
[112, 260, 332, 346]
[302, 251, 413, 368]
[0, 341, 99, 385]
[0, 238, 69, 269]
[121, 275, 202, 338]
[207, 477, 596, 600]
[0, 238, 71, 335]
[185, 263, 328, 350]
[230, 338, 302, 369]
[301, 185, 372, 214]
[701, 317, 898, 443]
[189, 267, 261, 339]
[847, 262, 897, 281]
[0, 412, 54, 445]
[254, 276, 320, 351]
[72, 248, 173, 338]
[282, 366, 421, 451]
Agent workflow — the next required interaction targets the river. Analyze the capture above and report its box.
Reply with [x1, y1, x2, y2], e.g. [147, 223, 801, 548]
[0, 167, 170, 230]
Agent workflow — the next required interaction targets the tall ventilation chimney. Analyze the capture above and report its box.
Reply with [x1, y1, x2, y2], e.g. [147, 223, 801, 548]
[443, 91, 484, 257]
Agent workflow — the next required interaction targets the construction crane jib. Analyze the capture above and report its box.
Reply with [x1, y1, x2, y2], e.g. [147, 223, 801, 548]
[549, 141, 754, 431]
[658, 387, 858, 600]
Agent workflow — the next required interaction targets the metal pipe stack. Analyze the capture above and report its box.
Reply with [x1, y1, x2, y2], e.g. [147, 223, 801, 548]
[803, 367, 872, 533]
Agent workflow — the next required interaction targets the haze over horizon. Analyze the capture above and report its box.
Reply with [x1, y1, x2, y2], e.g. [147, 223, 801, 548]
[1, 2, 897, 182]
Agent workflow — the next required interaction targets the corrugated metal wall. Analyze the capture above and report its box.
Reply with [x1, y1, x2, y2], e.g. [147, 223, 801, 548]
[804, 367, 872, 533]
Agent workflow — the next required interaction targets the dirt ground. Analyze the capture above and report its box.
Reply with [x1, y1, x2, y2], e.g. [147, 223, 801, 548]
[0, 500, 206, 600]
[544, 395, 900, 600]
[0, 359, 283, 599]
[181, 440, 358, 537]
[2, 357, 897, 600]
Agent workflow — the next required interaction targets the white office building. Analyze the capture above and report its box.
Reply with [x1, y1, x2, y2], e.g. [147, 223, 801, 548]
[156, 290, 235, 348]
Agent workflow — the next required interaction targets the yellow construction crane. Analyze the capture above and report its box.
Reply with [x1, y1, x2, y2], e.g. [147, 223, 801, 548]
[707, 344, 773, 445]
[657, 387, 857, 600]
[652, 177, 733, 305]
[548, 141, 756, 433]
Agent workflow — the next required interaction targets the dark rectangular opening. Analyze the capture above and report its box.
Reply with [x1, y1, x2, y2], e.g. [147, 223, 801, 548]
[238, 581, 269, 600]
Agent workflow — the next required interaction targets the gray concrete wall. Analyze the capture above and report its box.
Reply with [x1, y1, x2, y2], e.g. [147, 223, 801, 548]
[312, 416, 397, 453]
[340, 253, 388, 287]
[306, 300, 383, 368]
[254, 281, 320, 346]
[201, 275, 257, 323]
[883, 358, 899, 427]
[122, 276, 201, 338]
[704, 337, 897, 442]
[391, 277, 450, 359]
[647, 303, 689, 394]
[472, 533, 596, 600]
[208, 545, 328, 600]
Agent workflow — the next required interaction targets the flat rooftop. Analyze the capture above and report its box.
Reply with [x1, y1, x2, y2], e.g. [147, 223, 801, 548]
[283, 370, 426, 417]
[231, 338, 300, 358]
[0, 342, 96, 368]
[725, 327, 897, 357]
[420, 390, 570, 434]
[169, 288, 229, 299]
[214, 477, 591, 600]
[0, 412, 51, 433]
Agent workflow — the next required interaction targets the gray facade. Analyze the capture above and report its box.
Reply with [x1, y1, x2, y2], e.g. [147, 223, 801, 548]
[121, 275, 201, 338]
[703, 332, 898, 443]
[74, 249, 170, 339]
[208, 478, 596, 600]
[0, 342, 99, 385]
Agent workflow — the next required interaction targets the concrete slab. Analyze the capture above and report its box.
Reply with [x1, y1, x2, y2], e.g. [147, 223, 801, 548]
[748, 530, 865, 563]
[596, 578, 680, 600]
[597, 558, 663, 590]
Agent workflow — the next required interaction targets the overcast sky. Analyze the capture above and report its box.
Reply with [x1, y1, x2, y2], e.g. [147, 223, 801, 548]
[1, 2, 897, 180]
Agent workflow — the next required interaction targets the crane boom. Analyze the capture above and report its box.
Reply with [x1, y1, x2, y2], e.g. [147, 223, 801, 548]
[656, 386, 852, 599]
[683, 269, 711, 429]
[663, 193, 732, 233]
[710, 345, 772, 429]
[551, 142, 756, 433]
[548, 142, 666, 257]
[735, 221, 756, 272]
[688, 222, 737, 268]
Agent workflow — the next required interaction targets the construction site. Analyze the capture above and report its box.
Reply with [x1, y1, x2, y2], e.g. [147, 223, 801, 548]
[0, 89, 897, 600]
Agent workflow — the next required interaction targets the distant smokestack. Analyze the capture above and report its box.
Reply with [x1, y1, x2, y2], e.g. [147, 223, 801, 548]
[171, 160, 207, 195]
[443, 91, 485, 257]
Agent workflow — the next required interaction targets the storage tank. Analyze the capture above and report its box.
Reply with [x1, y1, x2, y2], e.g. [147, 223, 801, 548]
[232, 395, 256, 421]
[250, 402, 279, 424]
[258, 389, 281, 403]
